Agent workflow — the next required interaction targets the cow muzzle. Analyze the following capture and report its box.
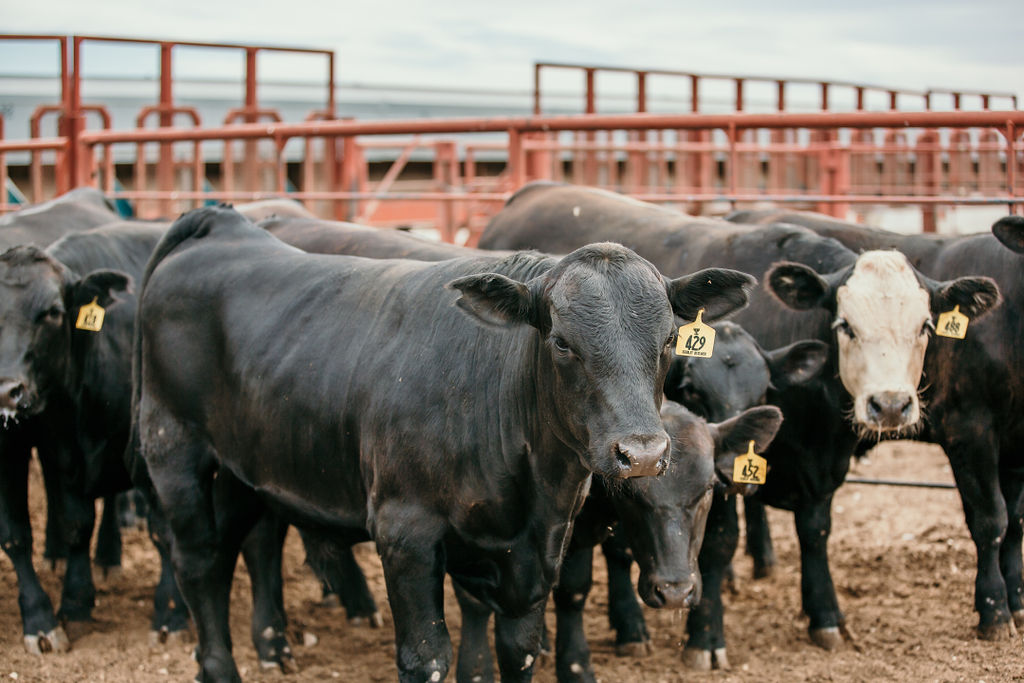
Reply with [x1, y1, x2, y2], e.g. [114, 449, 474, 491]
[638, 570, 700, 609]
[863, 390, 917, 431]
[613, 433, 670, 478]
[0, 377, 34, 426]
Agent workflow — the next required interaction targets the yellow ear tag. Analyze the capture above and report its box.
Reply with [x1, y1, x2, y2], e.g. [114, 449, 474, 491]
[936, 305, 968, 340]
[75, 297, 105, 332]
[675, 308, 716, 358]
[733, 440, 768, 486]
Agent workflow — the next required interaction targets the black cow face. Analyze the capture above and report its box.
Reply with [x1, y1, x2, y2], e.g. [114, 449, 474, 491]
[664, 321, 828, 423]
[0, 246, 130, 425]
[614, 402, 783, 608]
[448, 243, 755, 480]
[767, 251, 999, 435]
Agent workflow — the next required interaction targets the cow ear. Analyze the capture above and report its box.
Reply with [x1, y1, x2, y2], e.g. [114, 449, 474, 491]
[763, 340, 829, 390]
[707, 405, 783, 488]
[447, 272, 537, 328]
[993, 216, 1024, 254]
[929, 275, 1001, 321]
[765, 262, 831, 311]
[70, 269, 133, 310]
[666, 267, 755, 322]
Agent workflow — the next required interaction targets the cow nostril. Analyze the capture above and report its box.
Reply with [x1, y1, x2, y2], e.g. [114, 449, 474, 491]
[614, 445, 633, 470]
[8, 384, 23, 402]
[899, 397, 913, 417]
[867, 396, 882, 417]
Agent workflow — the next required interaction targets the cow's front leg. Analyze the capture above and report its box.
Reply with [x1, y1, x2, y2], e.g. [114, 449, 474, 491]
[494, 602, 545, 683]
[1000, 455, 1024, 628]
[454, 582, 495, 683]
[93, 494, 123, 580]
[376, 504, 451, 683]
[742, 498, 775, 578]
[683, 489, 736, 670]
[553, 544, 596, 682]
[55, 484, 97, 622]
[300, 529, 381, 626]
[794, 495, 845, 650]
[145, 497, 193, 643]
[600, 531, 651, 655]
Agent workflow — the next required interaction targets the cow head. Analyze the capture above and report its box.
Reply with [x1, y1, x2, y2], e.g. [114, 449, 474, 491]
[614, 402, 782, 608]
[448, 243, 756, 479]
[768, 250, 1000, 434]
[665, 321, 828, 423]
[0, 246, 130, 426]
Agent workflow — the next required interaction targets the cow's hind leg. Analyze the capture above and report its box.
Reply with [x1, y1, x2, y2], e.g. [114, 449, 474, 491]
[794, 495, 846, 649]
[146, 495, 193, 643]
[241, 512, 297, 673]
[146, 423, 260, 683]
[601, 531, 652, 655]
[93, 494, 123, 581]
[300, 529, 381, 626]
[998, 456, 1024, 629]
[454, 582, 495, 683]
[683, 489, 735, 670]
[0, 442, 69, 653]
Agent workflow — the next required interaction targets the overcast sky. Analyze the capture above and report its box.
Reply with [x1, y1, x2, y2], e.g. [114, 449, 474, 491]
[2, 0, 1022, 109]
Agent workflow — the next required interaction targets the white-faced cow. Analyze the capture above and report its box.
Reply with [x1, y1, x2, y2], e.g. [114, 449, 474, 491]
[131, 205, 756, 682]
[730, 208, 1024, 641]
[477, 182, 1000, 663]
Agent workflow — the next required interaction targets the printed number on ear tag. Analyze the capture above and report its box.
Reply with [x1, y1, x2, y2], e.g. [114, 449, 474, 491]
[75, 297, 105, 332]
[733, 440, 767, 486]
[936, 305, 968, 340]
[675, 308, 716, 358]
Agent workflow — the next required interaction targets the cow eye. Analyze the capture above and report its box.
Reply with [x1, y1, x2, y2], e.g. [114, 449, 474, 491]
[664, 332, 677, 349]
[38, 305, 64, 324]
[552, 335, 571, 353]
[831, 318, 855, 340]
[920, 319, 935, 336]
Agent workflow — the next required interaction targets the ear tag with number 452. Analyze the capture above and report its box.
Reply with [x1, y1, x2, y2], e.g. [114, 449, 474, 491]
[675, 308, 716, 358]
[936, 305, 968, 340]
[733, 440, 767, 486]
[75, 297, 105, 332]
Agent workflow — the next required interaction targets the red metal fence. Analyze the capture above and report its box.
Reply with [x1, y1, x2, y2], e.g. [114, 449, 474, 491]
[1, 35, 1021, 241]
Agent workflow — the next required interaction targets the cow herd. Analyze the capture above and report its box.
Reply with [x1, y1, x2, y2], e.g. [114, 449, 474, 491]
[0, 184, 1019, 682]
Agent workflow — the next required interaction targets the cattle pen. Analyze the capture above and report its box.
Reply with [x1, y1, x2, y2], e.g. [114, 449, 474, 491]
[1, 32, 1023, 683]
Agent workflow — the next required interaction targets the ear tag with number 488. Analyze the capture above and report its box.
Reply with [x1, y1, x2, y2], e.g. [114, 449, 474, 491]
[75, 297, 105, 332]
[675, 308, 716, 358]
[733, 440, 767, 486]
[936, 305, 968, 340]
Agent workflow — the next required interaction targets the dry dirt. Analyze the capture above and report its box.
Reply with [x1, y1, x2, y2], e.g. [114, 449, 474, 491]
[2, 441, 1023, 682]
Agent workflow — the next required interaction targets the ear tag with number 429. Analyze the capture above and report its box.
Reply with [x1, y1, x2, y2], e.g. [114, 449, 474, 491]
[733, 440, 767, 486]
[675, 308, 716, 358]
[935, 305, 968, 340]
[75, 297, 105, 332]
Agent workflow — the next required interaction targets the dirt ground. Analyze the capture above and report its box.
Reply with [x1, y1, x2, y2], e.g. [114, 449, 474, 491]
[2, 440, 1023, 682]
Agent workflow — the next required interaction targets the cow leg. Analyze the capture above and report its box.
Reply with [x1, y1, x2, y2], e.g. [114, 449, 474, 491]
[41, 450, 67, 571]
[240, 512, 297, 673]
[1000, 461, 1024, 627]
[300, 529, 381, 626]
[601, 531, 651, 655]
[118, 488, 148, 530]
[0, 442, 69, 654]
[454, 582, 495, 683]
[794, 495, 845, 649]
[494, 603, 545, 683]
[743, 498, 776, 579]
[93, 494, 123, 580]
[553, 543, 596, 682]
[146, 497, 193, 642]
[375, 503, 451, 683]
[683, 489, 734, 670]
[944, 428, 1015, 639]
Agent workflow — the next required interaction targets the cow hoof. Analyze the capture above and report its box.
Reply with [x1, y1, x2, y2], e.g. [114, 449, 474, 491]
[681, 647, 712, 671]
[1014, 611, 1024, 629]
[260, 652, 299, 674]
[349, 611, 383, 628]
[615, 639, 653, 657]
[752, 564, 775, 579]
[809, 626, 843, 650]
[712, 648, 730, 669]
[24, 626, 71, 655]
[149, 626, 195, 647]
[978, 620, 1017, 641]
[319, 593, 342, 609]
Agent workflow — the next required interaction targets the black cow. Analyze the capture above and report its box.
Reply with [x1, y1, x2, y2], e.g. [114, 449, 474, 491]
[0, 187, 120, 246]
[729, 208, 1024, 640]
[478, 182, 1001, 663]
[0, 221, 170, 654]
[131, 205, 756, 682]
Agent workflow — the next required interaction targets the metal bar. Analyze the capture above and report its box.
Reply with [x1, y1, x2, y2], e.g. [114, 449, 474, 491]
[845, 477, 956, 490]
[357, 136, 421, 222]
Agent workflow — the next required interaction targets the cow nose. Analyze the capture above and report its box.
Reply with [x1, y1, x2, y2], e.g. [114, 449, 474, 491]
[0, 379, 25, 411]
[614, 433, 670, 477]
[865, 391, 915, 428]
[646, 575, 699, 609]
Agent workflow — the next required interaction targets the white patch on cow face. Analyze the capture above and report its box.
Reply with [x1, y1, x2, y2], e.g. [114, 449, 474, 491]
[834, 251, 931, 433]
